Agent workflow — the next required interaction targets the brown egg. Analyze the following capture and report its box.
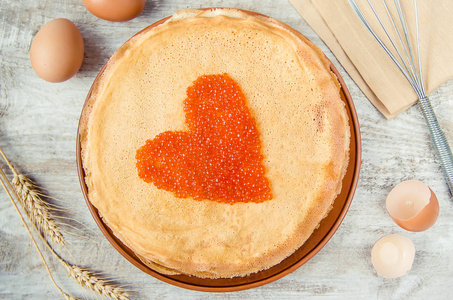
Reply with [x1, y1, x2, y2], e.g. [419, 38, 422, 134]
[386, 180, 439, 232]
[83, 0, 145, 22]
[30, 18, 84, 83]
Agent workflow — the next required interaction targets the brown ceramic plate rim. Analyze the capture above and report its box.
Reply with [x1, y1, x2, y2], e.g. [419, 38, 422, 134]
[76, 8, 362, 293]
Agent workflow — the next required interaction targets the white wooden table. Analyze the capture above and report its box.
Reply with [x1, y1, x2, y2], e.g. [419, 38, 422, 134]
[1, 1, 452, 299]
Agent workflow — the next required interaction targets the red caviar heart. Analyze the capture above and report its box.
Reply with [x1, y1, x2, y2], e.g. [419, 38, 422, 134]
[136, 74, 272, 204]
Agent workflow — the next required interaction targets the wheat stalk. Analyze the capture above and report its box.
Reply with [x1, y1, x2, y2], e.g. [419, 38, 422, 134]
[41, 225, 131, 300]
[62, 293, 81, 300]
[0, 171, 80, 300]
[0, 148, 65, 245]
[0, 148, 130, 300]
[13, 173, 65, 245]
[61, 261, 130, 300]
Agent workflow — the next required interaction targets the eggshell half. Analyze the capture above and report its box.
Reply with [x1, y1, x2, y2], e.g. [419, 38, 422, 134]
[83, 0, 145, 22]
[371, 234, 415, 278]
[386, 180, 439, 232]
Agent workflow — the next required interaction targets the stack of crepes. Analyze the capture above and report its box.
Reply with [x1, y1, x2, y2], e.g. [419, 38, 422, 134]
[79, 8, 351, 278]
[290, 0, 453, 119]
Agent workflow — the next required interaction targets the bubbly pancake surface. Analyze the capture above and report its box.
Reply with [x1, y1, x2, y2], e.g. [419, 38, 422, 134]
[80, 8, 350, 278]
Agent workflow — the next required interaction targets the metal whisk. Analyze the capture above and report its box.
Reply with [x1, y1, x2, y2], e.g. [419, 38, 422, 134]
[348, 0, 453, 195]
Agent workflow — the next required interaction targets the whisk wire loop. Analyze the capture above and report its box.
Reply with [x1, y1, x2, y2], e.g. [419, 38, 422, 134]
[348, 0, 419, 95]
[368, 0, 415, 85]
[392, 0, 422, 92]
[348, 0, 453, 195]
[413, 1, 426, 96]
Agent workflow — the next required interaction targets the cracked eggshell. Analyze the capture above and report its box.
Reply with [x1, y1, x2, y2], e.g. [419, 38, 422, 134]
[386, 180, 439, 232]
[371, 234, 415, 279]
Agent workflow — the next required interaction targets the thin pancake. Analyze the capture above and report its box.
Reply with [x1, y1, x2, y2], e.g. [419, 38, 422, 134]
[79, 8, 350, 278]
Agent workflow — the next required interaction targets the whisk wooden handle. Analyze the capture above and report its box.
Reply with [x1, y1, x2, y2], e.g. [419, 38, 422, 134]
[418, 97, 453, 196]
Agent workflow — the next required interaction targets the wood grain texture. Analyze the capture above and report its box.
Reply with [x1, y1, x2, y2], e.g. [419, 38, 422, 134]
[1, 0, 452, 299]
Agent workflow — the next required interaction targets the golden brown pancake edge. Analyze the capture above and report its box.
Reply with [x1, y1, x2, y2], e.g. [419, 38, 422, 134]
[79, 8, 350, 279]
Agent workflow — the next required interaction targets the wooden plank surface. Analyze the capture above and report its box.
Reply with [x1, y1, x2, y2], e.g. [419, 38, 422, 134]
[1, 0, 452, 299]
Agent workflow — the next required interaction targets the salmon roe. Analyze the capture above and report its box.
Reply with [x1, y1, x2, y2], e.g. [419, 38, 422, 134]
[136, 73, 272, 204]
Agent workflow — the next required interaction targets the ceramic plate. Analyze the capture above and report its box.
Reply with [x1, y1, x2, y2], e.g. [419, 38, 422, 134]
[76, 10, 361, 292]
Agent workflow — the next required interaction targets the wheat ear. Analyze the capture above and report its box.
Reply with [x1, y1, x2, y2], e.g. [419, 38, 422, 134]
[61, 261, 130, 300]
[0, 148, 65, 245]
[0, 148, 130, 300]
[0, 171, 82, 300]
[13, 174, 65, 245]
[43, 240, 131, 300]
